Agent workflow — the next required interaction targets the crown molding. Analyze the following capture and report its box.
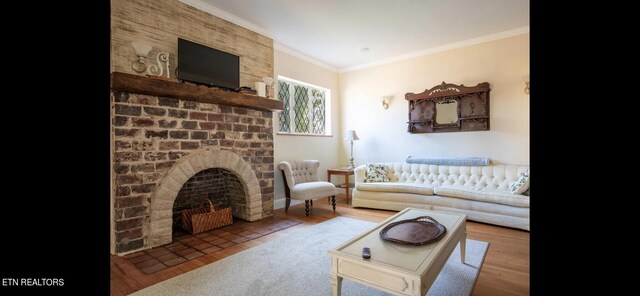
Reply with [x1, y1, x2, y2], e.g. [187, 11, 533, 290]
[339, 26, 530, 72]
[179, 0, 274, 38]
[178, 1, 527, 74]
[274, 43, 338, 72]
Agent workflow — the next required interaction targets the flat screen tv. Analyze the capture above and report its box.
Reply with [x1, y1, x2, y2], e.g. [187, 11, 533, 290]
[177, 38, 239, 90]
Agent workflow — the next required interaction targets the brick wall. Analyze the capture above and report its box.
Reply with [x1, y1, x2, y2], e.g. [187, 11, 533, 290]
[112, 91, 274, 253]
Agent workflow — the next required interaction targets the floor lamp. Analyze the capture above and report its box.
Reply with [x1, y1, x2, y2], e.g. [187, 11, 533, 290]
[346, 130, 359, 169]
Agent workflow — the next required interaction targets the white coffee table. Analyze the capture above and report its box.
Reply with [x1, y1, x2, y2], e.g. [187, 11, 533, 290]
[328, 208, 467, 296]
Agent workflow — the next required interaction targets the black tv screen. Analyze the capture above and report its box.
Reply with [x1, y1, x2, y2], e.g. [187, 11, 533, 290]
[177, 38, 239, 90]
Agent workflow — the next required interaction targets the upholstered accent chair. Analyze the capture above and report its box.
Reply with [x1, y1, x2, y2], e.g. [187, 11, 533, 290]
[278, 160, 337, 216]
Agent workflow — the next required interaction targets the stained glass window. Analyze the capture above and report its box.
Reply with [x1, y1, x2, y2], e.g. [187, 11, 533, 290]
[277, 81, 290, 132]
[293, 85, 310, 133]
[277, 77, 328, 135]
[311, 89, 325, 134]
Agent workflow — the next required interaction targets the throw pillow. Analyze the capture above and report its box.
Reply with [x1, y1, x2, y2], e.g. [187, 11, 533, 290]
[509, 170, 530, 194]
[364, 163, 389, 182]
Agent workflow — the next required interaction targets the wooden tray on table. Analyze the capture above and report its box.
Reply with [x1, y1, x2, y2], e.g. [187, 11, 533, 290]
[379, 216, 447, 245]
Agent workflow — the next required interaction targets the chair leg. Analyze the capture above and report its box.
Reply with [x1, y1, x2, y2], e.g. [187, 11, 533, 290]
[331, 195, 336, 211]
[310, 200, 313, 207]
[285, 197, 291, 212]
[305, 200, 310, 216]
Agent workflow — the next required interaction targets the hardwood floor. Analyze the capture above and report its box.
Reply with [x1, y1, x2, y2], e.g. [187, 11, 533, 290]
[110, 195, 529, 295]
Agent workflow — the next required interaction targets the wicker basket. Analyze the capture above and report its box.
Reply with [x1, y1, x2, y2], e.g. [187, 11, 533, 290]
[181, 199, 233, 234]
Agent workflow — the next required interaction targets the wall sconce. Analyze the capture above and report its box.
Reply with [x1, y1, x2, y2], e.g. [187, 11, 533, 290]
[131, 41, 171, 78]
[382, 96, 393, 109]
[522, 75, 530, 95]
[131, 41, 152, 73]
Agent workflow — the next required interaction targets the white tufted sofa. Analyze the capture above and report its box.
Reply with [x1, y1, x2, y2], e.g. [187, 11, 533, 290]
[352, 162, 530, 230]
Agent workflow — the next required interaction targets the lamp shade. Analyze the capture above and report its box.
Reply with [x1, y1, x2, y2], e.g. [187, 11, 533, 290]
[345, 130, 359, 141]
[131, 41, 152, 57]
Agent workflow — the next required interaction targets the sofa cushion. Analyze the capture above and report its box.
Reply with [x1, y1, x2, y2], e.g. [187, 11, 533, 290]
[356, 182, 434, 195]
[434, 185, 529, 207]
[509, 170, 530, 194]
[364, 163, 390, 182]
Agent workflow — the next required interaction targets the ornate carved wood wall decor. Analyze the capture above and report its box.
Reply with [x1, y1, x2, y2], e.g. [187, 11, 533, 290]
[405, 81, 490, 133]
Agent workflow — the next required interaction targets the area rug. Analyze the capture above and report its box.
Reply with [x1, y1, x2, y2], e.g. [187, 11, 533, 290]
[131, 217, 489, 296]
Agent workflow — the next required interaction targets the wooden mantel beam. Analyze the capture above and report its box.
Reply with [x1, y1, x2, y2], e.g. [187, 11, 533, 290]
[110, 72, 284, 112]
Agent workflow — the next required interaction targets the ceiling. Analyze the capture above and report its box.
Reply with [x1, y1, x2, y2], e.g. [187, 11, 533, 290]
[187, 0, 529, 71]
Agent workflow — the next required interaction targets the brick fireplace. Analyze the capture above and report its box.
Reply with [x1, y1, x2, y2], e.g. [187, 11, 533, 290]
[111, 73, 283, 254]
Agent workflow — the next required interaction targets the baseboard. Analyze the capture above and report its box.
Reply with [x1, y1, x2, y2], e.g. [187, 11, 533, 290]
[274, 198, 303, 209]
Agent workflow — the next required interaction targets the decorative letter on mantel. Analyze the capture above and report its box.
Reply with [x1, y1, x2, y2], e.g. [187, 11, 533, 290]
[405, 81, 490, 134]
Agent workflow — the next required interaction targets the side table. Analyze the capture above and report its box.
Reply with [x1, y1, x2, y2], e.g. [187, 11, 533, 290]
[327, 168, 355, 205]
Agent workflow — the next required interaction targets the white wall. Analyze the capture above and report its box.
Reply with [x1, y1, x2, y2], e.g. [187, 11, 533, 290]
[338, 34, 530, 166]
[273, 50, 340, 208]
